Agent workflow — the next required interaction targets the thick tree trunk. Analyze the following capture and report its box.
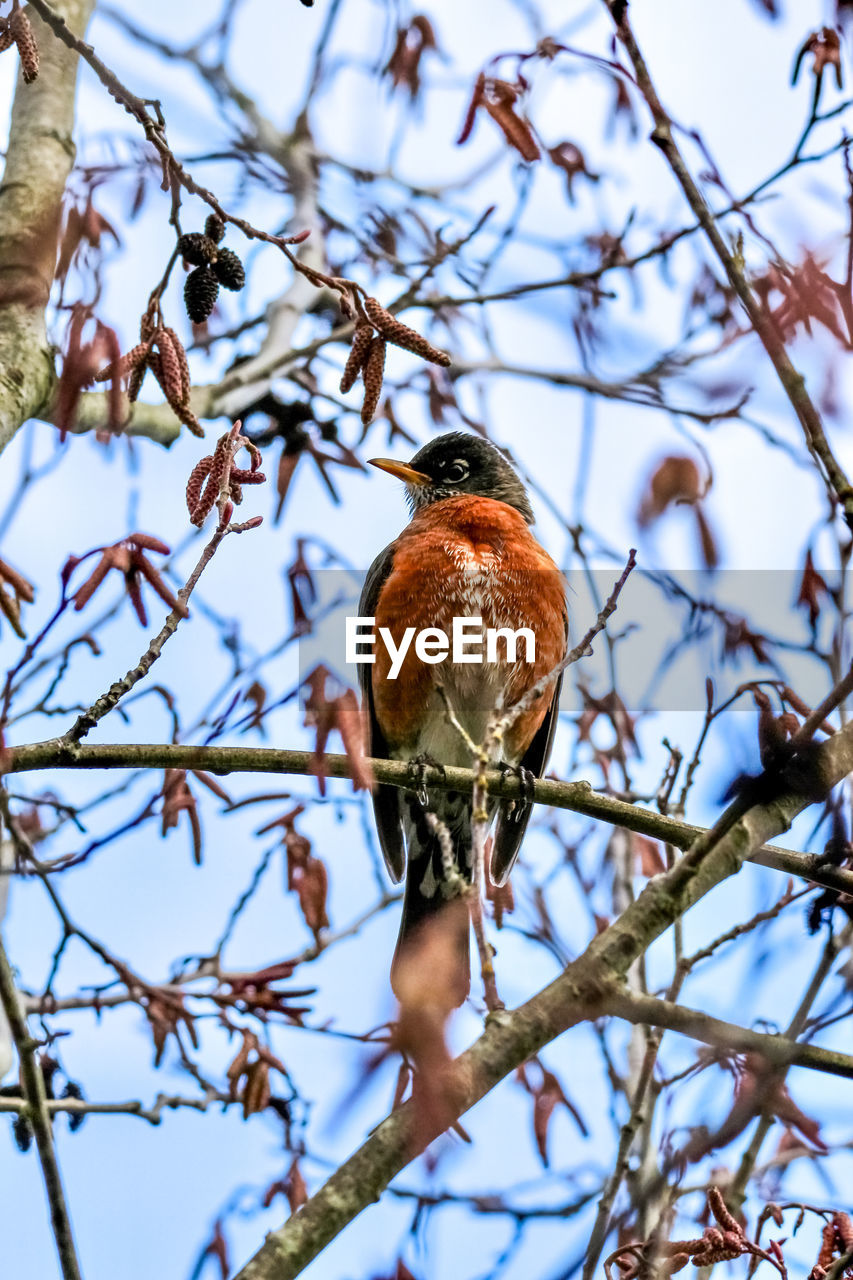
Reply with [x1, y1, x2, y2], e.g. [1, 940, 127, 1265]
[0, 0, 95, 454]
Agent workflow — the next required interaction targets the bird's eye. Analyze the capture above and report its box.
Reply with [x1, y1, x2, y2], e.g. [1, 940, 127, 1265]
[445, 460, 469, 483]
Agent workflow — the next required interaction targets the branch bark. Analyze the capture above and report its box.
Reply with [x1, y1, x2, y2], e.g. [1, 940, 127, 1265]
[603, 988, 853, 1079]
[0, 929, 82, 1280]
[6, 741, 853, 896]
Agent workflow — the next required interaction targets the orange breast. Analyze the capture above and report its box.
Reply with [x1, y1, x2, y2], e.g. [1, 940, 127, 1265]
[372, 495, 567, 760]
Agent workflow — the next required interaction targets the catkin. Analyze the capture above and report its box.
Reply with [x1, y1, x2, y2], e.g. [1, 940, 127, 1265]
[363, 296, 450, 366]
[10, 9, 38, 83]
[339, 323, 374, 393]
[360, 337, 386, 425]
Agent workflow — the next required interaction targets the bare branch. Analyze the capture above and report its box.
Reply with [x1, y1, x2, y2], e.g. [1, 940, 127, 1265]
[0, 931, 82, 1280]
[6, 742, 853, 897]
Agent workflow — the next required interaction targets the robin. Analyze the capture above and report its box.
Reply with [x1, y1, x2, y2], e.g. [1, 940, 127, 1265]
[359, 431, 568, 1002]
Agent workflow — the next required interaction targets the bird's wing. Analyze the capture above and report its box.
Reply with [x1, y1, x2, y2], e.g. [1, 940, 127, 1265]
[358, 543, 406, 882]
[489, 671, 564, 887]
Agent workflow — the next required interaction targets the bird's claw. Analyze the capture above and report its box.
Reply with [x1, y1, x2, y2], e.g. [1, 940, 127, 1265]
[498, 763, 536, 822]
[407, 752, 446, 807]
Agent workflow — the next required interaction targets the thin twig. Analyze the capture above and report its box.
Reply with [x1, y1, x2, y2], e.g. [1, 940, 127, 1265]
[603, 2, 853, 528]
[61, 427, 262, 744]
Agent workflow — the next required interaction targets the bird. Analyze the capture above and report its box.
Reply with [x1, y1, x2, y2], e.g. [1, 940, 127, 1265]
[358, 431, 568, 1002]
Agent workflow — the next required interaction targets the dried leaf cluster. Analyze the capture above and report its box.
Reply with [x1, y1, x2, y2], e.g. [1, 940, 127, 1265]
[257, 804, 331, 941]
[0, 554, 35, 638]
[384, 14, 439, 100]
[516, 1059, 587, 1166]
[456, 64, 599, 198]
[69, 532, 185, 627]
[56, 306, 122, 440]
[161, 767, 231, 865]
[458, 72, 541, 162]
[95, 313, 202, 436]
[792, 27, 842, 89]
[637, 454, 718, 570]
[144, 988, 199, 1068]
[226, 1029, 289, 1119]
[302, 664, 373, 794]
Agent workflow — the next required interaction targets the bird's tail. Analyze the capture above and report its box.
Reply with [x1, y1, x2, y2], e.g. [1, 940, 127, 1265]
[391, 835, 471, 1007]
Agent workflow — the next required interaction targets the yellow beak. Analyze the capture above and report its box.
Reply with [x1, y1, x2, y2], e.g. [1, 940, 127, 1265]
[368, 457, 432, 486]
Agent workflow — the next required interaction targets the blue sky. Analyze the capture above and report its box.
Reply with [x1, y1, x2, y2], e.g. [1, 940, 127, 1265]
[1, 2, 852, 1278]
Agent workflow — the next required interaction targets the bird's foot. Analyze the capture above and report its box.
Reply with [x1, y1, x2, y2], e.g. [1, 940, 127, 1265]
[407, 752, 446, 807]
[497, 763, 536, 821]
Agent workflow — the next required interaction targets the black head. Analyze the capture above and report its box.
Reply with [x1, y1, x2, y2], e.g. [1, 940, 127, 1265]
[368, 431, 534, 524]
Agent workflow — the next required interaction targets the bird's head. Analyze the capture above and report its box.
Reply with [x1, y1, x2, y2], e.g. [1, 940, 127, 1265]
[368, 431, 534, 524]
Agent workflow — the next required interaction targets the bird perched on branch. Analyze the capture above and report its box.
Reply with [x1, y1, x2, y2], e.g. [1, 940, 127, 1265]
[358, 432, 568, 1003]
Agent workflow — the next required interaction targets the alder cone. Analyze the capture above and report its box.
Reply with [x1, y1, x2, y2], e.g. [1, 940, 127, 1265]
[213, 248, 246, 291]
[184, 267, 219, 323]
[360, 337, 386, 425]
[178, 232, 217, 267]
[204, 214, 226, 244]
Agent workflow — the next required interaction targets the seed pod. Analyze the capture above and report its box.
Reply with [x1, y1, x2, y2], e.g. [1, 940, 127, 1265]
[363, 295, 451, 366]
[213, 247, 246, 291]
[204, 214, 226, 244]
[360, 337, 386, 425]
[10, 8, 38, 83]
[177, 232, 217, 267]
[184, 267, 219, 323]
[340, 323, 374, 393]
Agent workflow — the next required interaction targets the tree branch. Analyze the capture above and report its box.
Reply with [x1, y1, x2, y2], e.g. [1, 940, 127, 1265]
[0, 1087, 230, 1125]
[603, 988, 853, 1079]
[230, 719, 853, 1279]
[6, 742, 853, 896]
[0, 930, 82, 1280]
